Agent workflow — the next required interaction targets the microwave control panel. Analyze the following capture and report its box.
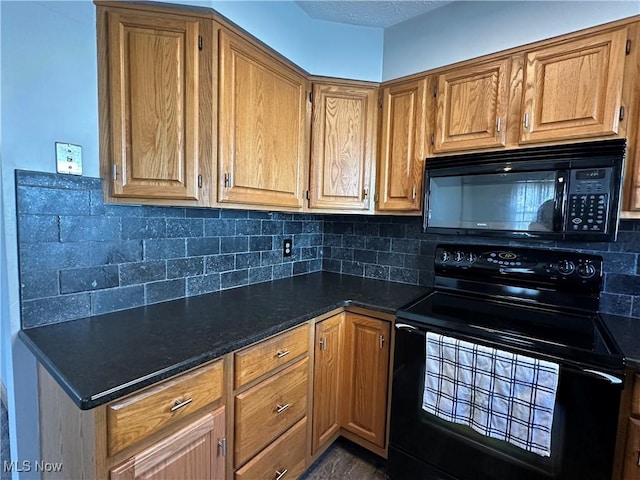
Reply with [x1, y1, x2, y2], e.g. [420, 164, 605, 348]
[567, 168, 612, 233]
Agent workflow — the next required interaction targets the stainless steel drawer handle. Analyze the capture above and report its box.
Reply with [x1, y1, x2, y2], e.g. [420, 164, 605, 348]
[170, 397, 193, 412]
[275, 468, 288, 480]
[276, 403, 290, 414]
[276, 350, 290, 358]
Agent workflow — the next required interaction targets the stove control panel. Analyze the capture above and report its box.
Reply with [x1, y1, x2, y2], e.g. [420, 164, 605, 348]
[434, 244, 603, 292]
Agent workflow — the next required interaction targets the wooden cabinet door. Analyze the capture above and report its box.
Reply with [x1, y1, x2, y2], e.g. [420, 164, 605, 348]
[340, 314, 391, 448]
[434, 58, 510, 152]
[623, 418, 640, 480]
[105, 10, 203, 201]
[520, 28, 628, 144]
[377, 78, 428, 212]
[110, 407, 225, 480]
[218, 29, 309, 209]
[309, 83, 377, 211]
[312, 313, 344, 454]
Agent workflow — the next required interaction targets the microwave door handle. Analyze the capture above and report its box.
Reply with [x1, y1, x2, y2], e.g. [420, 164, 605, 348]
[554, 170, 569, 232]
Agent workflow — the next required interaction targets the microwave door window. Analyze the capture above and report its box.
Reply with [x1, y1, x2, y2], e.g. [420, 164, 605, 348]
[429, 172, 556, 231]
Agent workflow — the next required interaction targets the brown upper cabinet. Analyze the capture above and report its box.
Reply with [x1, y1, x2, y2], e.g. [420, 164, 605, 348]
[520, 27, 628, 143]
[97, 2, 640, 217]
[218, 29, 310, 209]
[377, 78, 429, 212]
[433, 58, 510, 153]
[97, 6, 214, 206]
[308, 82, 378, 211]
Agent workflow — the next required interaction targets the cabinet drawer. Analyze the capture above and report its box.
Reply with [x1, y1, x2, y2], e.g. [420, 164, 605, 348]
[235, 417, 307, 480]
[234, 358, 308, 467]
[234, 324, 308, 388]
[107, 359, 224, 456]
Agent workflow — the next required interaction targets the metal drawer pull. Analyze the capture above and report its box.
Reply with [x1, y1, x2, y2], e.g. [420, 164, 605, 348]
[275, 468, 288, 480]
[276, 403, 290, 414]
[276, 350, 290, 358]
[170, 397, 193, 412]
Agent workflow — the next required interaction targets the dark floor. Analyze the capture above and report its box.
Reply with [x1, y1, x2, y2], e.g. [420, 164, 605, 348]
[301, 438, 388, 480]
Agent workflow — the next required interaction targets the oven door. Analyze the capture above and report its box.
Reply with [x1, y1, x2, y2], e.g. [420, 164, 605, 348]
[388, 321, 623, 480]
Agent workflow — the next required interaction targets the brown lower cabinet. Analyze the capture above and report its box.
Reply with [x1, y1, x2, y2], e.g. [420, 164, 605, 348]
[312, 312, 392, 457]
[36, 310, 393, 480]
[110, 407, 226, 480]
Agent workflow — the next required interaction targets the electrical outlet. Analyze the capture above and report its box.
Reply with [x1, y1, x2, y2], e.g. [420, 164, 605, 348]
[283, 239, 292, 257]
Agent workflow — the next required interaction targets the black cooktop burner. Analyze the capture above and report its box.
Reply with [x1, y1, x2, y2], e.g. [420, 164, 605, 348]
[396, 244, 624, 371]
[397, 291, 622, 371]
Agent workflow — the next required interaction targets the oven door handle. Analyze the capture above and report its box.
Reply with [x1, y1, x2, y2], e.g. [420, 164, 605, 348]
[395, 323, 424, 334]
[581, 368, 623, 385]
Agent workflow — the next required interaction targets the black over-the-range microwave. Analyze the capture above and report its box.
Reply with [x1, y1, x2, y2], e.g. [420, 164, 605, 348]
[423, 139, 626, 242]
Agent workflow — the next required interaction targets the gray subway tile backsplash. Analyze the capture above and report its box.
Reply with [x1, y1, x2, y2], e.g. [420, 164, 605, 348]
[15, 170, 640, 327]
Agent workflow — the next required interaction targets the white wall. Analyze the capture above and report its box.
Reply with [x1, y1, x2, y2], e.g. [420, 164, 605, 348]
[383, 0, 640, 80]
[208, 1, 383, 79]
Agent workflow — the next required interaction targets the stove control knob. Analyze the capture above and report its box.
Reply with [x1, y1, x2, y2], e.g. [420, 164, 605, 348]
[557, 260, 575, 275]
[467, 253, 477, 263]
[577, 262, 597, 279]
[453, 251, 465, 262]
[438, 250, 451, 263]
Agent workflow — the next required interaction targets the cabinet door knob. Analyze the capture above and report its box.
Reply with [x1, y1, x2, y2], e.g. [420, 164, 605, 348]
[276, 403, 290, 414]
[276, 350, 290, 358]
[170, 397, 193, 412]
[275, 468, 288, 480]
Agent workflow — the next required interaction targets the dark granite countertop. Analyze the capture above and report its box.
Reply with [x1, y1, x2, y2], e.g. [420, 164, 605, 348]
[602, 313, 640, 370]
[19, 272, 429, 410]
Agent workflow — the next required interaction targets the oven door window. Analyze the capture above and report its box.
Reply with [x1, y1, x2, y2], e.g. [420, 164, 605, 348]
[390, 327, 621, 480]
[428, 171, 557, 232]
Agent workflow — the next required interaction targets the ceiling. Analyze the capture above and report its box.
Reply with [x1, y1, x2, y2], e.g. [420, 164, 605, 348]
[294, 0, 453, 28]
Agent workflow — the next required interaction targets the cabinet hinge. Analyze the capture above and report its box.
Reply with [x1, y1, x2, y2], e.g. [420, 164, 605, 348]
[197, 174, 202, 188]
[309, 91, 313, 103]
[224, 173, 230, 188]
[619, 106, 625, 121]
[305, 190, 310, 200]
[198, 35, 203, 51]
[433, 84, 437, 97]
[112, 164, 117, 181]
[626, 39, 632, 55]
[378, 94, 383, 109]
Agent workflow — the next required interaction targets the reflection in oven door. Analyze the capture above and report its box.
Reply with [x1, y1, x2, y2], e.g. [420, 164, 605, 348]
[389, 324, 623, 480]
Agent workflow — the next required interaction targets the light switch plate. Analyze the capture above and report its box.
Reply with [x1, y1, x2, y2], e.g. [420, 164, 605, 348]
[56, 142, 82, 175]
